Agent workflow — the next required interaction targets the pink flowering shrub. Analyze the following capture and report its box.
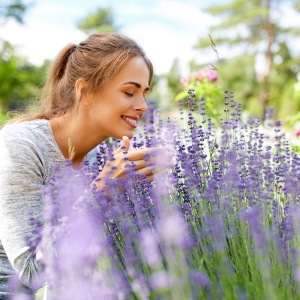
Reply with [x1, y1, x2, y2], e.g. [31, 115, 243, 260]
[175, 68, 223, 124]
[180, 68, 218, 86]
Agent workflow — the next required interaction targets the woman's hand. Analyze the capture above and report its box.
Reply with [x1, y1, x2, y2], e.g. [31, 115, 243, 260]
[91, 136, 171, 191]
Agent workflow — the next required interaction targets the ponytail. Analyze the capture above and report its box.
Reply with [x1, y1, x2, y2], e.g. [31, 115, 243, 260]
[7, 44, 77, 123]
[52, 44, 77, 83]
[39, 44, 77, 118]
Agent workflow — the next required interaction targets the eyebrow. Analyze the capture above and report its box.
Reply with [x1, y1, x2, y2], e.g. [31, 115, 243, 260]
[122, 81, 150, 91]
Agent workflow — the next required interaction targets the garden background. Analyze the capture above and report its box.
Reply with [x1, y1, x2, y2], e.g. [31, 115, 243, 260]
[2, 1, 300, 299]
[1, 0, 300, 130]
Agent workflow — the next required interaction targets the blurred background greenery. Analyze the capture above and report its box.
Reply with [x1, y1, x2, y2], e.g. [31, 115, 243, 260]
[1, 0, 300, 131]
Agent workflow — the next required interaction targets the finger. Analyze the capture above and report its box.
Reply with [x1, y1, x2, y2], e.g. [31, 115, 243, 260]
[146, 174, 154, 182]
[126, 147, 173, 163]
[122, 136, 130, 151]
[126, 162, 167, 176]
[126, 148, 151, 161]
[135, 166, 154, 177]
[126, 159, 148, 170]
[133, 173, 154, 182]
[114, 136, 130, 155]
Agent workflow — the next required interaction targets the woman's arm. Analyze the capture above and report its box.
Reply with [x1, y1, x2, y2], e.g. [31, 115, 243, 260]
[0, 129, 45, 288]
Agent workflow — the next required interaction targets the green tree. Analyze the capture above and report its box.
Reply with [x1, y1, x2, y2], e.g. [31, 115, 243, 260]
[77, 7, 118, 34]
[0, 0, 31, 124]
[0, 0, 27, 23]
[268, 42, 300, 118]
[0, 41, 46, 112]
[165, 59, 183, 101]
[194, 0, 300, 119]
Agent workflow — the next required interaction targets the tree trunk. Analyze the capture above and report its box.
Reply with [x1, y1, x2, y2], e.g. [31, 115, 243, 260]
[260, 0, 274, 120]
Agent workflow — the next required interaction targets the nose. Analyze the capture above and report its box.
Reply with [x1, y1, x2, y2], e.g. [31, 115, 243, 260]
[134, 95, 148, 113]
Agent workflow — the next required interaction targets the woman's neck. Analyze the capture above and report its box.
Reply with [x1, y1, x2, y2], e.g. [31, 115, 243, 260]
[49, 113, 101, 168]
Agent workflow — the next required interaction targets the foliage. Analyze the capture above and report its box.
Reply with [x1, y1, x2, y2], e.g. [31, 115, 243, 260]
[193, 0, 300, 120]
[267, 42, 300, 120]
[0, 41, 49, 111]
[165, 59, 183, 101]
[0, 109, 10, 127]
[174, 68, 223, 124]
[0, 0, 27, 23]
[77, 7, 119, 34]
[10, 91, 300, 299]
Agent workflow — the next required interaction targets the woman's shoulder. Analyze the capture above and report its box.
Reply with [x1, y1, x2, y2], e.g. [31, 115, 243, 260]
[0, 119, 65, 166]
[0, 119, 50, 141]
[0, 119, 54, 158]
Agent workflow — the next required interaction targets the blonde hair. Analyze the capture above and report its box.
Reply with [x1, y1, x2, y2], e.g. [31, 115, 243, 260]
[8, 33, 153, 123]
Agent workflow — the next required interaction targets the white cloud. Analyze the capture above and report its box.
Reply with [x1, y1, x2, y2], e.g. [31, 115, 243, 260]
[1, 19, 86, 65]
[275, 3, 300, 28]
[122, 20, 217, 76]
[116, 1, 218, 74]
[4, 0, 298, 78]
[1, 0, 218, 75]
[156, 0, 215, 26]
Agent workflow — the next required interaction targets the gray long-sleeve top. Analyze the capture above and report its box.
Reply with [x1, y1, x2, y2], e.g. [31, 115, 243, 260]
[0, 119, 66, 298]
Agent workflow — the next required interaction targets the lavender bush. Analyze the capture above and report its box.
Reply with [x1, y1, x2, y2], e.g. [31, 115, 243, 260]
[175, 68, 223, 124]
[16, 91, 300, 299]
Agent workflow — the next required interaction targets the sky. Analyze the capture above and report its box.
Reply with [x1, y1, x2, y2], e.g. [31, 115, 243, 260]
[1, 0, 299, 77]
[1, 0, 224, 76]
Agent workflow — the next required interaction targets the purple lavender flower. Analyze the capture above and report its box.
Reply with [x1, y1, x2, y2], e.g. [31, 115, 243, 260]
[17, 86, 300, 300]
[190, 270, 210, 287]
[158, 211, 186, 246]
[139, 228, 161, 267]
[149, 270, 172, 291]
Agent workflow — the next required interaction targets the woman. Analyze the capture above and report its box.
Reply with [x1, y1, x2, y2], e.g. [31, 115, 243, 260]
[0, 32, 158, 298]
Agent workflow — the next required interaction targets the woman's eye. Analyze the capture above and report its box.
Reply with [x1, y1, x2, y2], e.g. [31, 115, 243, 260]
[125, 92, 134, 97]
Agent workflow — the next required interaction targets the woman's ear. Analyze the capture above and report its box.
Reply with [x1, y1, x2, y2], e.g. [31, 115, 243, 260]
[75, 78, 90, 106]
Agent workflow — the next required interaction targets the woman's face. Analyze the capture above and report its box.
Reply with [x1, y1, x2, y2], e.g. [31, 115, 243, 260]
[86, 56, 150, 141]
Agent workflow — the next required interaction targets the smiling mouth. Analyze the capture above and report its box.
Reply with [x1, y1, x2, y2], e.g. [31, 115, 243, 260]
[121, 116, 138, 128]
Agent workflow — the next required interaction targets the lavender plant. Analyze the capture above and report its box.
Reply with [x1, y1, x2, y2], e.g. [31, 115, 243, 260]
[175, 68, 223, 124]
[15, 90, 300, 300]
